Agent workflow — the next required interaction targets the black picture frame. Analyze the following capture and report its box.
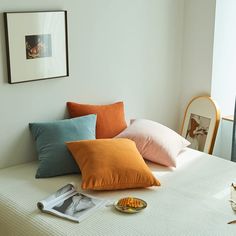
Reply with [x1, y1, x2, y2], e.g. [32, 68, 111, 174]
[4, 10, 69, 84]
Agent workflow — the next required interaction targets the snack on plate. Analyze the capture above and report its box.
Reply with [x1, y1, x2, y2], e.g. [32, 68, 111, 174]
[117, 197, 144, 209]
[114, 197, 147, 213]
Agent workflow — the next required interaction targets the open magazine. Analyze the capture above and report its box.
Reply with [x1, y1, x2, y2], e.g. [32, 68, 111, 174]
[37, 183, 109, 223]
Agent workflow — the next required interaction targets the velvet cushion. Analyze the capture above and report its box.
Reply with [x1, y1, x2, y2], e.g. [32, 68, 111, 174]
[67, 101, 127, 138]
[29, 115, 96, 178]
[66, 138, 160, 190]
[116, 119, 190, 167]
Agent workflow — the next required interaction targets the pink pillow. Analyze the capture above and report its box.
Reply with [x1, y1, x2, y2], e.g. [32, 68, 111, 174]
[116, 119, 190, 167]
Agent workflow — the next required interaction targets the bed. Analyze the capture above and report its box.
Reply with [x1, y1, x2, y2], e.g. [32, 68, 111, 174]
[0, 148, 236, 236]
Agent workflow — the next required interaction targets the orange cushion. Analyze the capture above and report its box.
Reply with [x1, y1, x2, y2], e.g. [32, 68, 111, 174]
[67, 101, 127, 139]
[66, 138, 160, 190]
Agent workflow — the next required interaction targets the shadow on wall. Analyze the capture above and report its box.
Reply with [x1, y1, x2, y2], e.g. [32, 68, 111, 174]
[0, 103, 69, 169]
[213, 119, 233, 161]
[0, 126, 37, 169]
[0, 13, 9, 84]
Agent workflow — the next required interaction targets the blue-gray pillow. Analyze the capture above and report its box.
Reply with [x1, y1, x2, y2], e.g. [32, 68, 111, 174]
[29, 115, 96, 178]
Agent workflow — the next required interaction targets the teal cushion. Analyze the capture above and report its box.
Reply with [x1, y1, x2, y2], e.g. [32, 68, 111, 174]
[29, 115, 96, 178]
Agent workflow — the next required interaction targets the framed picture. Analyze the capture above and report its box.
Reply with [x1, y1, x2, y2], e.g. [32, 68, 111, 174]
[181, 96, 220, 154]
[4, 10, 69, 84]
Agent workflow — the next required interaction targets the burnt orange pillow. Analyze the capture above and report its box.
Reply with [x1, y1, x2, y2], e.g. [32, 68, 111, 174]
[66, 138, 160, 190]
[67, 101, 127, 138]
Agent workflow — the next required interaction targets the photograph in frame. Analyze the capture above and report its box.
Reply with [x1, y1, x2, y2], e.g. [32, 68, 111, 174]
[25, 34, 52, 59]
[185, 113, 211, 152]
[4, 10, 69, 84]
[181, 96, 220, 154]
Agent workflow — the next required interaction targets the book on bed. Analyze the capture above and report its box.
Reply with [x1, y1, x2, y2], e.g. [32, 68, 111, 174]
[37, 183, 109, 223]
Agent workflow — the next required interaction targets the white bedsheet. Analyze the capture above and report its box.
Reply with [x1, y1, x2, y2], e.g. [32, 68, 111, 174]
[1, 148, 236, 236]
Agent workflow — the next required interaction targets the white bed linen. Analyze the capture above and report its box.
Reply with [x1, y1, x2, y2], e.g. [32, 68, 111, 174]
[0, 148, 236, 236]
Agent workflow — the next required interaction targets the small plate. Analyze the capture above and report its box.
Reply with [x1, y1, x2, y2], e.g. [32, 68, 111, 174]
[114, 197, 147, 214]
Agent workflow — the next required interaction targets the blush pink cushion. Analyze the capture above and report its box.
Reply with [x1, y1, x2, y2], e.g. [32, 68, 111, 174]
[116, 119, 190, 167]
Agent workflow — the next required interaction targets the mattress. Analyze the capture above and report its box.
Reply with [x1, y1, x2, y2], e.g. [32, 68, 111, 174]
[0, 148, 236, 236]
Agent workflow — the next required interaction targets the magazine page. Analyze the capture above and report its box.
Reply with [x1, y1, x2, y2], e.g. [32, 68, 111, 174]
[51, 192, 108, 222]
[37, 183, 76, 210]
[37, 184, 109, 223]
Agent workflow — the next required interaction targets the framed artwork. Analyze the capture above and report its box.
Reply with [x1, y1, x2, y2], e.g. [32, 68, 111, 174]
[181, 96, 220, 154]
[4, 11, 69, 84]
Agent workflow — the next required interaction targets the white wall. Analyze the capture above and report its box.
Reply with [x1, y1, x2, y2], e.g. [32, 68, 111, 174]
[211, 0, 236, 116]
[179, 0, 216, 127]
[211, 0, 236, 160]
[213, 119, 233, 160]
[0, 0, 184, 168]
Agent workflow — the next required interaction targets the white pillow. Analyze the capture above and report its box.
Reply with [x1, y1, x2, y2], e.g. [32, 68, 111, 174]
[116, 119, 190, 167]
